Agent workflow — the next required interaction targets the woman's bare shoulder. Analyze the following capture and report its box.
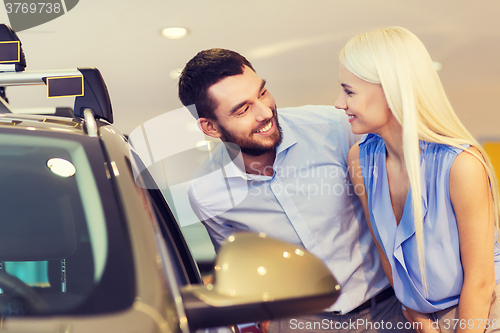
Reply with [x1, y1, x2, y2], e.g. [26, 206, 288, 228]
[347, 141, 361, 167]
[450, 146, 486, 180]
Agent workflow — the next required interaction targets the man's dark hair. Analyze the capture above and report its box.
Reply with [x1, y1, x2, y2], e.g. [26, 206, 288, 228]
[178, 48, 254, 120]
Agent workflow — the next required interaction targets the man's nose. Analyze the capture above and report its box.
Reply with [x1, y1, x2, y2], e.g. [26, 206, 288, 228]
[254, 100, 273, 121]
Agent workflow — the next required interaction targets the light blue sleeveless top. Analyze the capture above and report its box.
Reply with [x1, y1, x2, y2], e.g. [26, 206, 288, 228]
[359, 133, 500, 313]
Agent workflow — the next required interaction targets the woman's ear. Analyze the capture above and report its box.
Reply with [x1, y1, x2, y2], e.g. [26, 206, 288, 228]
[198, 118, 222, 138]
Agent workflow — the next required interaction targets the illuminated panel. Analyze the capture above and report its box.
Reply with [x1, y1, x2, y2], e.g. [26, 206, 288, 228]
[0, 41, 20, 63]
[484, 141, 500, 187]
[47, 75, 84, 98]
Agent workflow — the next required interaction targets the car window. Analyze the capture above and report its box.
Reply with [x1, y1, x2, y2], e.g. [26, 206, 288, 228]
[0, 130, 135, 316]
[126, 145, 203, 286]
[148, 187, 202, 286]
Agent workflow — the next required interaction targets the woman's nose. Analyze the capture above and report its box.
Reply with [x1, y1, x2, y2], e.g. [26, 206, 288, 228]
[334, 94, 347, 110]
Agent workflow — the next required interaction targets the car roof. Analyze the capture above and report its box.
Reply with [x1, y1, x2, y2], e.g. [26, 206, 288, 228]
[0, 113, 87, 135]
[0, 23, 114, 138]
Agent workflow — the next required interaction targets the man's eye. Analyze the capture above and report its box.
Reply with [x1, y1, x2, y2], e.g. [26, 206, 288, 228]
[237, 106, 249, 116]
[260, 89, 267, 97]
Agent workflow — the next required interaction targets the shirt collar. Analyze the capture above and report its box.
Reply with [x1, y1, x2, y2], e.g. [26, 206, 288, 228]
[359, 133, 379, 146]
[220, 144, 250, 179]
[276, 114, 297, 155]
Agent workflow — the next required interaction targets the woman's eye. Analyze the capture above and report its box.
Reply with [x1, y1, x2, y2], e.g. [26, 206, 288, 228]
[344, 89, 353, 96]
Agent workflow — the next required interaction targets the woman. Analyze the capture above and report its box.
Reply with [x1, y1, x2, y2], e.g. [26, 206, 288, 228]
[335, 27, 500, 332]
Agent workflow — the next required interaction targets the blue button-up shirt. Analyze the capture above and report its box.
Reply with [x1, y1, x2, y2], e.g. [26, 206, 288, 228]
[188, 105, 389, 313]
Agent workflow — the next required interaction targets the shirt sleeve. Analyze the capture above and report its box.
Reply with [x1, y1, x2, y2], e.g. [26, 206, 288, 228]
[188, 180, 235, 253]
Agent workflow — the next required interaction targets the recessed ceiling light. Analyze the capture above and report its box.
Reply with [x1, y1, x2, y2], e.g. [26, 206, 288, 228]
[169, 68, 183, 80]
[433, 61, 443, 71]
[161, 27, 188, 39]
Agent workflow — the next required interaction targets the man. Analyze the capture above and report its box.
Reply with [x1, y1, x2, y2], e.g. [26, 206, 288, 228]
[179, 49, 412, 332]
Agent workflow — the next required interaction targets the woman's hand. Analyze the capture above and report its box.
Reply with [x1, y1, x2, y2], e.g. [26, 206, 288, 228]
[404, 307, 440, 333]
[259, 320, 270, 333]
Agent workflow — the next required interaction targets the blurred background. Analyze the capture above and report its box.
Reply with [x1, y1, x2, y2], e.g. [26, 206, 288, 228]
[2, 0, 500, 269]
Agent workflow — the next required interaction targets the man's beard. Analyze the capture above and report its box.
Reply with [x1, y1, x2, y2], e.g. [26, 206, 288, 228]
[218, 106, 283, 156]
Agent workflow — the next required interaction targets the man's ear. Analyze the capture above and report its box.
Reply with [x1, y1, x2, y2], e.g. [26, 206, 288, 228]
[197, 118, 222, 138]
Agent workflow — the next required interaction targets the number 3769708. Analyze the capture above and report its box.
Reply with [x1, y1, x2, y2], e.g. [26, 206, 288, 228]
[5, 3, 62, 14]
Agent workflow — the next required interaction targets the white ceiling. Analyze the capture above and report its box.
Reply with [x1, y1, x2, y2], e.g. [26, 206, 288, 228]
[1, 0, 500, 140]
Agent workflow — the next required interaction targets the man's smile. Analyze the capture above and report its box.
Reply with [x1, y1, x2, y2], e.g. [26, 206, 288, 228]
[254, 120, 274, 134]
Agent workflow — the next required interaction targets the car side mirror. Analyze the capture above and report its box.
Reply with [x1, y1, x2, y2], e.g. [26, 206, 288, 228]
[181, 232, 341, 330]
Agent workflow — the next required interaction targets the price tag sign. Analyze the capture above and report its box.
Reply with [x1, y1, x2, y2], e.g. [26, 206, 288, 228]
[0, 41, 20, 63]
[46, 75, 84, 98]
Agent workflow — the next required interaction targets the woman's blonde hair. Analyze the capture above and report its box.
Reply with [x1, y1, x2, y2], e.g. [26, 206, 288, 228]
[339, 27, 500, 295]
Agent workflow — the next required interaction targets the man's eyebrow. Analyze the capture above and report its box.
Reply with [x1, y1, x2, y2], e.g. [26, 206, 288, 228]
[259, 79, 267, 92]
[229, 101, 248, 116]
[228, 79, 267, 116]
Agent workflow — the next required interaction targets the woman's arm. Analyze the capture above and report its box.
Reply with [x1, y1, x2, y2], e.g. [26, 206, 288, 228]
[450, 147, 495, 333]
[347, 144, 438, 333]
